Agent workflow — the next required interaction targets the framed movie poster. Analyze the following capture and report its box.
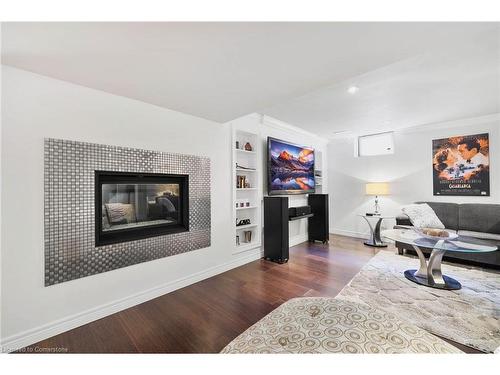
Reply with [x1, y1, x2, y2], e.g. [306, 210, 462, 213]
[432, 133, 490, 196]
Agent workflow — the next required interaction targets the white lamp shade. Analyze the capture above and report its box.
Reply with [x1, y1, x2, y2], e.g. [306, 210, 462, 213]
[365, 182, 390, 196]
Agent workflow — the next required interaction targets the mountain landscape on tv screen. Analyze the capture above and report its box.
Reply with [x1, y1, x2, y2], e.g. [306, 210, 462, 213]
[269, 140, 315, 192]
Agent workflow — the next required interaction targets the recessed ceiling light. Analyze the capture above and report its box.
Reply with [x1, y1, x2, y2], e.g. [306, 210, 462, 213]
[347, 86, 359, 94]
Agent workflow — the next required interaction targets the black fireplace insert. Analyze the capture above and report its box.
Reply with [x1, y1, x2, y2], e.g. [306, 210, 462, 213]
[95, 171, 189, 246]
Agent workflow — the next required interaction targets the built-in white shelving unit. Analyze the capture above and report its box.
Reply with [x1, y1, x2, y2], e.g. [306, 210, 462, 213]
[229, 113, 327, 254]
[236, 206, 258, 210]
[231, 123, 263, 254]
[314, 150, 324, 193]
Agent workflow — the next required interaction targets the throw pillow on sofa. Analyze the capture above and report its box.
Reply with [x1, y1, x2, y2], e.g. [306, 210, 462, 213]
[401, 203, 445, 229]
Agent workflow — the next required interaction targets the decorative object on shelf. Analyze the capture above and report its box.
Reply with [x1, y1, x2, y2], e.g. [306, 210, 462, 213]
[237, 219, 251, 227]
[236, 199, 250, 208]
[236, 235, 240, 246]
[236, 163, 256, 171]
[244, 142, 253, 151]
[244, 231, 252, 243]
[432, 133, 490, 196]
[365, 182, 389, 215]
[236, 175, 248, 189]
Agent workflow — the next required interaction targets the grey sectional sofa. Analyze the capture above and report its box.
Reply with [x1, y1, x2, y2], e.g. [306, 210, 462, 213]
[395, 202, 500, 268]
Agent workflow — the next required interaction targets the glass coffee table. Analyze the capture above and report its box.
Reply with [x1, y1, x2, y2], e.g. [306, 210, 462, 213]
[382, 228, 498, 290]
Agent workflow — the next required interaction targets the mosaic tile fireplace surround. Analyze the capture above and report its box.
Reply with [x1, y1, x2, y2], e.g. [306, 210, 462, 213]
[44, 138, 211, 286]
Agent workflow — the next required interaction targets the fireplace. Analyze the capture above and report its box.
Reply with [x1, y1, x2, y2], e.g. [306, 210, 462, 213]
[95, 171, 189, 246]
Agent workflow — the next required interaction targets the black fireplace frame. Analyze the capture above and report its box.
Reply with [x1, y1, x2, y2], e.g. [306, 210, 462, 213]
[95, 170, 189, 246]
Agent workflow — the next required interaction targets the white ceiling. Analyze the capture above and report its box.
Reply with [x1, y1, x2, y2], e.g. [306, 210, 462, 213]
[264, 25, 500, 138]
[2, 22, 499, 129]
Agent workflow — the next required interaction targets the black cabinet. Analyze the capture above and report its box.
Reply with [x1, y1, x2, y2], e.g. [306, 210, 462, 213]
[308, 194, 329, 243]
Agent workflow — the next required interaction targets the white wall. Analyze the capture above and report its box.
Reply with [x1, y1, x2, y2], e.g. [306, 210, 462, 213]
[0, 66, 238, 350]
[328, 115, 500, 238]
[0, 66, 324, 350]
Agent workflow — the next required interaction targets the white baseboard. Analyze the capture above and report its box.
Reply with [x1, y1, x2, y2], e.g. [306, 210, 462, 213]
[329, 227, 369, 240]
[290, 233, 308, 247]
[0, 249, 262, 353]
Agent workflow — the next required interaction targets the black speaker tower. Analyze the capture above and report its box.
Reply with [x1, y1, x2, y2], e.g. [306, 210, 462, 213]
[263, 196, 289, 263]
[308, 194, 329, 244]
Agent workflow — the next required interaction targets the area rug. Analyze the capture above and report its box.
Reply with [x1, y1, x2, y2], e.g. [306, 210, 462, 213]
[337, 250, 500, 353]
[221, 297, 461, 353]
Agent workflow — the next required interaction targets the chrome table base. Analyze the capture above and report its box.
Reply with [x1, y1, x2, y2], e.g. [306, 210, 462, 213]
[404, 241, 461, 290]
[404, 270, 461, 290]
[362, 216, 388, 248]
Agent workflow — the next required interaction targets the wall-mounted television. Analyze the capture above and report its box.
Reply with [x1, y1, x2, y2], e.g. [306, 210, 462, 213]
[267, 137, 315, 195]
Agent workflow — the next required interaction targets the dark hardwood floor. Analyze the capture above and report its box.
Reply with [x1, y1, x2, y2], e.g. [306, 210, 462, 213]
[20, 235, 479, 353]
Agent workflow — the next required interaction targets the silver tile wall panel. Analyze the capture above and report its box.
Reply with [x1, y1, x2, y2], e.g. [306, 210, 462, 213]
[44, 138, 211, 286]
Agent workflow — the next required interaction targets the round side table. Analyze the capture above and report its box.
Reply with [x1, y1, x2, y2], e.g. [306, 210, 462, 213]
[358, 214, 393, 248]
